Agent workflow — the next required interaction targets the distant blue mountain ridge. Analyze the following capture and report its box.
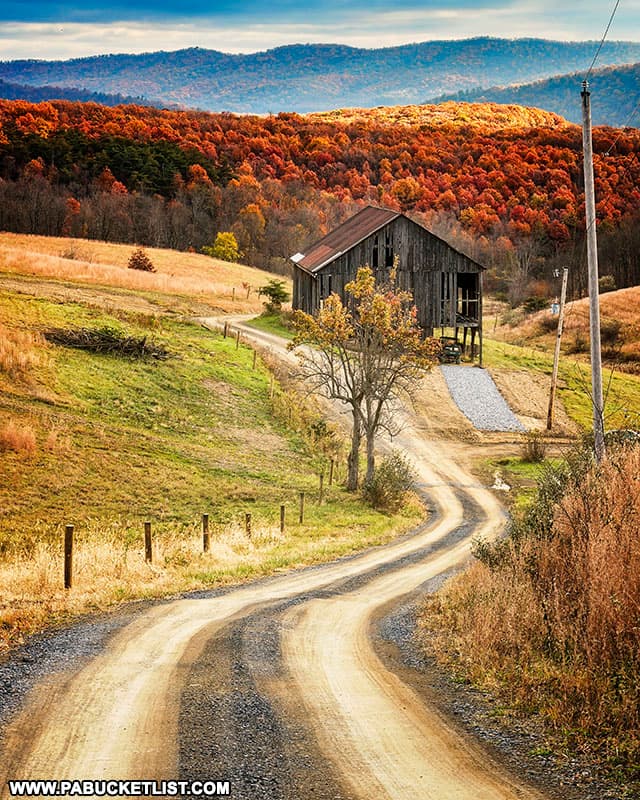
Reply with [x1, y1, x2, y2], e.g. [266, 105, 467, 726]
[427, 61, 640, 126]
[0, 37, 639, 124]
[0, 77, 160, 108]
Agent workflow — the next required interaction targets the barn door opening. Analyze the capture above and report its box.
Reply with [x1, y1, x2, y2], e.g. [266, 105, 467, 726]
[439, 271, 455, 332]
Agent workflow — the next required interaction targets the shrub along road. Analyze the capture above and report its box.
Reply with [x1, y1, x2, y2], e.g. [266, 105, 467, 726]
[0, 321, 548, 800]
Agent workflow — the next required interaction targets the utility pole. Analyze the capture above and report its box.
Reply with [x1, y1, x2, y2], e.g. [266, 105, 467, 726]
[581, 81, 606, 462]
[546, 268, 568, 431]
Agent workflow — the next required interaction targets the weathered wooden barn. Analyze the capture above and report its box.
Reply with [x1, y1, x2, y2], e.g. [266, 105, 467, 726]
[290, 205, 485, 361]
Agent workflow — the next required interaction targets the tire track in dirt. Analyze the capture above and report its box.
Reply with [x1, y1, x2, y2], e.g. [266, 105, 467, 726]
[0, 320, 544, 800]
[278, 421, 541, 800]
[0, 436, 465, 790]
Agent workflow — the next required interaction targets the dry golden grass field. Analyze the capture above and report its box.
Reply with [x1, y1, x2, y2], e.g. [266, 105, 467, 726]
[0, 232, 288, 315]
[496, 285, 640, 369]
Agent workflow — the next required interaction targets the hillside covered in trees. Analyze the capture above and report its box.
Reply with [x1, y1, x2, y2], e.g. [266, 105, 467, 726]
[430, 61, 640, 126]
[2, 38, 640, 114]
[1, 98, 639, 297]
[0, 78, 157, 109]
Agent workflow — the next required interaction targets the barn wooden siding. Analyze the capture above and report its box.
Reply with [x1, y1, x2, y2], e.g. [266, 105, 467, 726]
[293, 215, 481, 334]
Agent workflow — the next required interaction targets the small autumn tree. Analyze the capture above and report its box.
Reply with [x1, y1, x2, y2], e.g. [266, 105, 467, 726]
[202, 231, 241, 262]
[289, 266, 440, 491]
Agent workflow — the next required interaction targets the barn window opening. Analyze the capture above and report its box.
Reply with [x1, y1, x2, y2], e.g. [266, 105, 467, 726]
[372, 236, 379, 269]
[385, 230, 394, 267]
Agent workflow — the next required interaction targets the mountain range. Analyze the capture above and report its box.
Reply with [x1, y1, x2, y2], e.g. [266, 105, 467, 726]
[429, 61, 640, 126]
[0, 77, 155, 108]
[1, 38, 640, 122]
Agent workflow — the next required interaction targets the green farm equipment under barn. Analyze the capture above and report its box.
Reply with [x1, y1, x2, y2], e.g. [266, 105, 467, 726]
[438, 336, 462, 364]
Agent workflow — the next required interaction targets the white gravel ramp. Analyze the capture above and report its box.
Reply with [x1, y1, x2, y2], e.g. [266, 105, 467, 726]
[440, 365, 526, 432]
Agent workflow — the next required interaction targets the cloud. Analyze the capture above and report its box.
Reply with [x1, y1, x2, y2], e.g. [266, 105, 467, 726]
[0, 0, 517, 25]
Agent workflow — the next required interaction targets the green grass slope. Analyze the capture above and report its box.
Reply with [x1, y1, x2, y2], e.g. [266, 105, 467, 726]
[0, 275, 420, 649]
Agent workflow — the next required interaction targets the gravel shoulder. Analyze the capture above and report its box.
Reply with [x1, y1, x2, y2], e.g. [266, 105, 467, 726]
[440, 365, 527, 432]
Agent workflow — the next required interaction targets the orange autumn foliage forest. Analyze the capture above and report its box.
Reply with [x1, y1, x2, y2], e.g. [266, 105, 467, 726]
[1, 98, 639, 286]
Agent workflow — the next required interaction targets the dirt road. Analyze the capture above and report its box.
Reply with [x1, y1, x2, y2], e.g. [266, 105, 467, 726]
[0, 321, 544, 800]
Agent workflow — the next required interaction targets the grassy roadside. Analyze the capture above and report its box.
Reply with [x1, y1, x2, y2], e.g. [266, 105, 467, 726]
[419, 444, 640, 790]
[477, 453, 561, 513]
[483, 337, 640, 431]
[245, 311, 295, 340]
[416, 327, 640, 790]
[0, 287, 422, 653]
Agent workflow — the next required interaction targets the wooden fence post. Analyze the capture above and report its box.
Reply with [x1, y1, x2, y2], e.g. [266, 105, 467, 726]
[319, 473, 324, 505]
[144, 521, 152, 563]
[329, 458, 335, 486]
[64, 524, 74, 589]
[245, 513, 252, 538]
[280, 504, 286, 534]
[299, 492, 305, 524]
[202, 514, 210, 553]
[252, 350, 257, 370]
[223, 321, 228, 339]
[232, 287, 236, 301]
[235, 330, 240, 350]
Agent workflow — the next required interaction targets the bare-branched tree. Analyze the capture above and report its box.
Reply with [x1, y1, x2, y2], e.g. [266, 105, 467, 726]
[289, 265, 441, 491]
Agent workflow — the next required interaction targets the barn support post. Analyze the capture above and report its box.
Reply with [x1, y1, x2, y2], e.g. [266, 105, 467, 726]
[479, 271, 484, 367]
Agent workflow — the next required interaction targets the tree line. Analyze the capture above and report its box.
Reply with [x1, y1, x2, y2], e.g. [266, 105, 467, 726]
[1, 99, 639, 298]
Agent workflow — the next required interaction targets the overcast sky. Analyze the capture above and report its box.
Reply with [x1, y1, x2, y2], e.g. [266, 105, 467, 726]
[1, 0, 639, 61]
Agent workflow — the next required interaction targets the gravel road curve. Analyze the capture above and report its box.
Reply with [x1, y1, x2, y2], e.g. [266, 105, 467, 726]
[0, 320, 549, 800]
[440, 365, 526, 432]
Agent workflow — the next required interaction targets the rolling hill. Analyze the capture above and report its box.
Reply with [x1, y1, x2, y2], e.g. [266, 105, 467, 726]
[499, 284, 640, 371]
[0, 236, 419, 649]
[429, 61, 640, 126]
[2, 38, 640, 114]
[0, 77, 156, 108]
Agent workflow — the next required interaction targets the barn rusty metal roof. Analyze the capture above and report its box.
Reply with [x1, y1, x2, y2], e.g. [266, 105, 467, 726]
[291, 205, 485, 274]
[292, 206, 400, 273]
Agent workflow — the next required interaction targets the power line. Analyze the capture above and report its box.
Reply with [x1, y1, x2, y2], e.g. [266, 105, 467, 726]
[585, 0, 622, 81]
[604, 97, 640, 156]
[580, 149, 640, 246]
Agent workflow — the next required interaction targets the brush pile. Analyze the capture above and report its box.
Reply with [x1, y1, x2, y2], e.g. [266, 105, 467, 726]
[43, 326, 170, 359]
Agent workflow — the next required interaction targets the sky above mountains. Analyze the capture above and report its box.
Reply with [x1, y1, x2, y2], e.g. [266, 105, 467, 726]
[1, 0, 639, 61]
